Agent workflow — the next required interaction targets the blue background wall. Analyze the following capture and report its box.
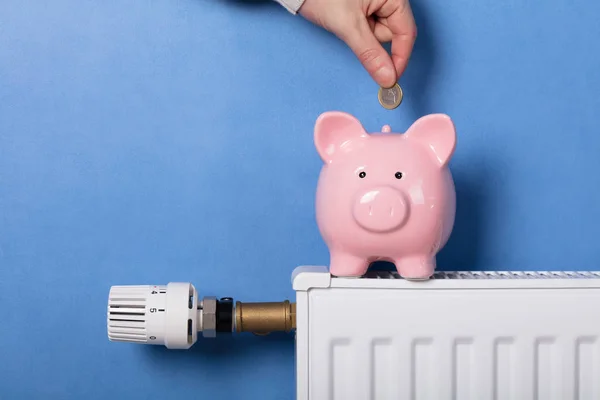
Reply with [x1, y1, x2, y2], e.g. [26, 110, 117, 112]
[1, 0, 599, 398]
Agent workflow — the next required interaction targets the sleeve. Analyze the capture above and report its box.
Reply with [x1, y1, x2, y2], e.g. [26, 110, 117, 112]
[273, 0, 306, 14]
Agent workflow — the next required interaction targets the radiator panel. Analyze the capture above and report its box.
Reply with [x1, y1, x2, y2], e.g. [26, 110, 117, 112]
[293, 266, 600, 400]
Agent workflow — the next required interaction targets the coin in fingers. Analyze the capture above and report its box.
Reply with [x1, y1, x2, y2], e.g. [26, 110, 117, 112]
[378, 83, 403, 110]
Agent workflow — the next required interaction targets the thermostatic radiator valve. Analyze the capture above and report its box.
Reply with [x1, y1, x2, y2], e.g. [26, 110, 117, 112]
[106, 283, 295, 349]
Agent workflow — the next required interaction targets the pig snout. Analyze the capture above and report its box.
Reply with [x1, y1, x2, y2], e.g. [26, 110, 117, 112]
[352, 187, 409, 233]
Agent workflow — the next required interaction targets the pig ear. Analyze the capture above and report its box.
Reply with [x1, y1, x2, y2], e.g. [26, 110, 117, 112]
[404, 114, 456, 167]
[314, 111, 368, 163]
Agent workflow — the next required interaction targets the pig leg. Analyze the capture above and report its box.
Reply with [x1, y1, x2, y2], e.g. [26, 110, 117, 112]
[394, 256, 435, 280]
[329, 251, 369, 277]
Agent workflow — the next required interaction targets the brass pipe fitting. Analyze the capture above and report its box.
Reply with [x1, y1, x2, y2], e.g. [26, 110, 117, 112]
[235, 300, 296, 334]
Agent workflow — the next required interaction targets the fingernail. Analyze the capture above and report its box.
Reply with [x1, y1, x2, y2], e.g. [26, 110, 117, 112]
[374, 66, 395, 87]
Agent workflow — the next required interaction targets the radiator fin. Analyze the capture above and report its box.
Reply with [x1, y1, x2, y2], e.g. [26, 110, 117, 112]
[495, 338, 515, 399]
[454, 338, 473, 399]
[330, 338, 351, 400]
[372, 339, 392, 399]
[577, 337, 599, 399]
[536, 338, 555, 399]
[412, 338, 434, 400]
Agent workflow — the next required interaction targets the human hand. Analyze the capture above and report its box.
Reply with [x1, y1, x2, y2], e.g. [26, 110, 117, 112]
[298, 0, 416, 88]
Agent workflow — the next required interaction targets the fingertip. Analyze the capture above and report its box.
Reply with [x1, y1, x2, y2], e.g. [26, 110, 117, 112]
[374, 66, 397, 88]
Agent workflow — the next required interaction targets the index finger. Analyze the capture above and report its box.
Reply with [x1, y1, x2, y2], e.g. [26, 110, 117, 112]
[377, 1, 417, 78]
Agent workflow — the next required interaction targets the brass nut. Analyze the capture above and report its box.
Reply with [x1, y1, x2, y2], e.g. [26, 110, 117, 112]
[201, 296, 216, 338]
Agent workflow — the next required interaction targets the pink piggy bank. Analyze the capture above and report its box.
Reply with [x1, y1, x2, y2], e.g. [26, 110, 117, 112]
[313, 111, 457, 280]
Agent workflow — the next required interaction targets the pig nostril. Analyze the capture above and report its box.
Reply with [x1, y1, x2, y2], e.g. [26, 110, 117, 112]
[369, 205, 373, 216]
[389, 207, 394, 216]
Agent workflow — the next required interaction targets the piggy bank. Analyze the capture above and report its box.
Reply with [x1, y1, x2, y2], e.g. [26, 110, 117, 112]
[313, 111, 457, 280]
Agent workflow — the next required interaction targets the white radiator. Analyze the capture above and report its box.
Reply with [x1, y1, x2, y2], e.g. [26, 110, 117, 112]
[292, 266, 600, 400]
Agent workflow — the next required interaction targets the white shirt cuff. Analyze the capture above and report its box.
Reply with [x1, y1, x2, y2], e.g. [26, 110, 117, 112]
[274, 0, 306, 14]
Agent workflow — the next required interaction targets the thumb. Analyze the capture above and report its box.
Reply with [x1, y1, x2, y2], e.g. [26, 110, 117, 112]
[340, 17, 397, 88]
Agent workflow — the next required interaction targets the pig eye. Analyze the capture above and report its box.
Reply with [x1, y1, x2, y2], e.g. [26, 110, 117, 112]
[395, 172, 403, 179]
[358, 171, 366, 178]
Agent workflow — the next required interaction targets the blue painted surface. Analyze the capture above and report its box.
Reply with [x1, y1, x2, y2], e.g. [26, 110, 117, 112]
[1, 0, 600, 398]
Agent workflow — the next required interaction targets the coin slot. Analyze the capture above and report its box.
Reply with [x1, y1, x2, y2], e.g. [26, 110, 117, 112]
[187, 319, 193, 344]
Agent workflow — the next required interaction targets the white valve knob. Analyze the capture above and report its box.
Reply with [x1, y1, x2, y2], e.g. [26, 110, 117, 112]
[107, 282, 199, 349]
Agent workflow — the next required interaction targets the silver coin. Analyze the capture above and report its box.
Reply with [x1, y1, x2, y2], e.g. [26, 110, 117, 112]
[378, 83, 403, 110]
